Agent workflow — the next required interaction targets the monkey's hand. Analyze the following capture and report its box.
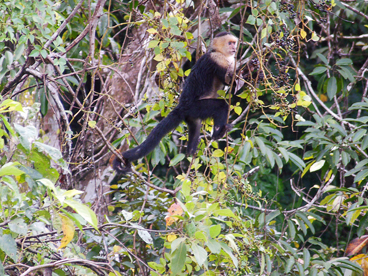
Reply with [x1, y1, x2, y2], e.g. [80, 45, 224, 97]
[212, 124, 233, 140]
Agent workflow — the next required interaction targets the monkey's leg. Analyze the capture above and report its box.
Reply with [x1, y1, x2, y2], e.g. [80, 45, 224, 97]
[185, 118, 202, 155]
[189, 99, 230, 140]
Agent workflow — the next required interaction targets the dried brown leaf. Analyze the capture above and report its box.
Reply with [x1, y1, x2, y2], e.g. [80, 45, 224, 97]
[346, 235, 368, 256]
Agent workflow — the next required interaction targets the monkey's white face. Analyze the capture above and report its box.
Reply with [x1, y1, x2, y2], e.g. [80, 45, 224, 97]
[227, 38, 237, 56]
[212, 34, 238, 58]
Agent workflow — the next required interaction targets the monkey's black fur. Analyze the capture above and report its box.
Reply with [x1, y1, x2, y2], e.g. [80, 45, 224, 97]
[113, 32, 236, 174]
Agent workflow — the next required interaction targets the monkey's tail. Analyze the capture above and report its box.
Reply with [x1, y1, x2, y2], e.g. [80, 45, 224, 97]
[113, 108, 184, 174]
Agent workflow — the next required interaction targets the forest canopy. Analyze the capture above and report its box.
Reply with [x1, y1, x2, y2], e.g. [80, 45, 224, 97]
[1, 0, 368, 275]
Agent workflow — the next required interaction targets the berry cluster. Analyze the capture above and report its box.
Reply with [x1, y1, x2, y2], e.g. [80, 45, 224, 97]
[312, 0, 331, 13]
[311, 0, 331, 23]
[280, 1, 297, 19]
[271, 30, 295, 51]
[272, 60, 292, 88]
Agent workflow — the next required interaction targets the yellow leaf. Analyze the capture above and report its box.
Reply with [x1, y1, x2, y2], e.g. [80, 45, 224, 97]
[113, 245, 122, 253]
[185, 32, 194, 39]
[289, 103, 296, 108]
[325, 169, 333, 182]
[300, 29, 307, 40]
[88, 120, 96, 128]
[320, 94, 328, 102]
[218, 171, 227, 181]
[234, 106, 242, 115]
[212, 149, 224, 157]
[156, 61, 166, 72]
[225, 146, 234, 154]
[211, 141, 219, 149]
[58, 215, 75, 249]
[167, 233, 177, 242]
[311, 31, 320, 42]
[295, 83, 301, 91]
[147, 28, 158, 34]
[350, 253, 367, 263]
[165, 216, 176, 227]
[154, 54, 164, 61]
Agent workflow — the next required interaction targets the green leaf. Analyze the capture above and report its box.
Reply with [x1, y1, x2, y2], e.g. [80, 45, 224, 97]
[64, 199, 98, 231]
[254, 137, 266, 156]
[181, 179, 191, 197]
[209, 225, 221, 238]
[287, 220, 296, 239]
[171, 241, 187, 275]
[303, 248, 310, 269]
[327, 77, 337, 100]
[40, 49, 48, 58]
[288, 152, 306, 170]
[353, 129, 367, 143]
[138, 229, 153, 244]
[169, 153, 185, 166]
[220, 242, 238, 268]
[336, 58, 353, 66]
[29, 49, 40, 57]
[14, 124, 38, 150]
[310, 67, 327, 76]
[246, 15, 256, 25]
[9, 218, 28, 236]
[191, 243, 207, 266]
[171, 237, 186, 252]
[14, 44, 25, 60]
[310, 160, 325, 172]
[214, 209, 236, 218]
[207, 238, 221, 254]
[337, 67, 355, 82]
[316, 53, 329, 65]
[354, 169, 368, 183]
[279, 240, 296, 256]
[310, 267, 318, 276]
[265, 147, 275, 168]
[0, 234, 18, 261]
[148, 40, 159, 48]
[285, 256, 295, 273]
[362, 134, 368, 150]
[0, 163, 24, 177]
[34, 142, 69, 171]
[194, 231, 207, 242]
[265, 210, 281, 224]
[5, 51, 13, 66]
[297, 212, 315, 234]
[278, 147, 289, 162]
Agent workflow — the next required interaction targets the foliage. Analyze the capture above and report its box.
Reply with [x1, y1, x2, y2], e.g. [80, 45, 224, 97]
[1, 0, 368, 275]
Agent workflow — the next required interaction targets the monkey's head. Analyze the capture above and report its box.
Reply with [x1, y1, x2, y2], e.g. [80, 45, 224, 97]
[212, 32, 238, 57]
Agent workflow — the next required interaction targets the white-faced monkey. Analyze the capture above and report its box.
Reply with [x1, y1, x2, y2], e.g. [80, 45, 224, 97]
[113, 32, 238, 174]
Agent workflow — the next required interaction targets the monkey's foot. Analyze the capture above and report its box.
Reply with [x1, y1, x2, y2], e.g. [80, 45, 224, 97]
[212, 124, 232, 140]
[113, 156, 132, 175]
